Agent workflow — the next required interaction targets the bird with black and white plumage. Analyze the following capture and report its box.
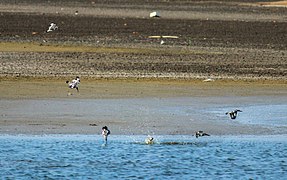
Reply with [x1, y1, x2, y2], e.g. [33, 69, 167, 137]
[47, 23, 58, 33]
[225, 109, 242, 119]
[102, 126, 111, 142]
[66, 76, 80, 92]
[194, 131, 210, 138]
[145, 135, 155, 144]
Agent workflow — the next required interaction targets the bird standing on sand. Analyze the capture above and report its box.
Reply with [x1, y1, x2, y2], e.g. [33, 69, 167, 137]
[66, 76, 80, 92]
[225, 109, 242, 119]
[194, 131, 210, 138]
[102, 126, 111, 143]
[47, 23, 58, 32]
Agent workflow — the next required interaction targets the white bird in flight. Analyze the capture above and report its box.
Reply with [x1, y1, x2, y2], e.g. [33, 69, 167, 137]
[47, 23, 58, 33]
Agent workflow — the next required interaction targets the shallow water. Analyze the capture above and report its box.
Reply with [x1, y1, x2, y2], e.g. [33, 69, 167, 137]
[0, 135, 287, 179]
[1, 96, 286, 132]
[209, 97, 287, 127]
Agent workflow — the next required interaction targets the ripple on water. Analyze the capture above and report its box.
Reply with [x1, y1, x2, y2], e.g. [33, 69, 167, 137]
[0, 135, 287, 179]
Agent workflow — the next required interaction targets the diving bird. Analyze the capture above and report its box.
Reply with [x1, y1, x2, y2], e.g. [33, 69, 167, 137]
[225, 109, 242, 119]
[66, 76, 80, 92]
[145, 136, 154, 144]
[47, 23, 58, 32]
[194, 131, 210, 138]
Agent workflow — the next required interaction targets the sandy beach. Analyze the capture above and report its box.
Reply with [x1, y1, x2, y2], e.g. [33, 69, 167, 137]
[0, 0, 286, 135]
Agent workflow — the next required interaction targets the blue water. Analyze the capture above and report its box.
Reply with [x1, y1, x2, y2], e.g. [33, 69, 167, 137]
[1, 135, 287, 179]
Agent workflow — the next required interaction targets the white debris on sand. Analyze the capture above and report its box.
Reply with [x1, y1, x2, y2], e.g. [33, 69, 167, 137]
[150, 11, 160, 18]
[203, 78, 215, 82]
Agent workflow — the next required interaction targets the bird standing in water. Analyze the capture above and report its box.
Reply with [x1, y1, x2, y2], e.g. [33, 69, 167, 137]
[102, 126, 111, 143]
[194, 131, 210, 138]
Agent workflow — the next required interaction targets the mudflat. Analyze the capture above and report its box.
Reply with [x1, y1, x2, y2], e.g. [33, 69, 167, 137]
[0, 77, 286, 99]
[0, 0, 286, 79]
[0, 0, 286, 135]
[0, 78, 286, 135]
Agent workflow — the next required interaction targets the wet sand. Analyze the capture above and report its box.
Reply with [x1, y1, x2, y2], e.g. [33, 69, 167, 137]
[1, 77, 286, 99]
[0, 78, 286, 135]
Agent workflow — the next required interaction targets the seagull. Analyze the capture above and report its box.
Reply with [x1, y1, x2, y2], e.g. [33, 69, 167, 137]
[47, 23, 58, 32]
[194, 131, 210, 138]
[66, 76, 80, 92]
[225, 109, 242, 119]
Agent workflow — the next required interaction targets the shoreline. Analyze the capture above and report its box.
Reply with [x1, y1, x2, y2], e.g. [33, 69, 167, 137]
[0, 79, 286, 136]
